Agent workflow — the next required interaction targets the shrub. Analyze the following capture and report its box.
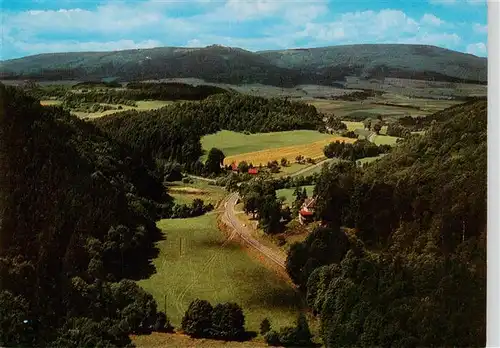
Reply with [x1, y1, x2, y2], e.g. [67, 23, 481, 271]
[181, 299, 213, 338]
[182, 177, 193, 184]
[260, 318, 271, 336]
[264, 330, 281, 346]
[278, 326, 298, 347]
[295, 313, 313, 347]
[210, 303, 246, 341]
[154, 312, 174, 333]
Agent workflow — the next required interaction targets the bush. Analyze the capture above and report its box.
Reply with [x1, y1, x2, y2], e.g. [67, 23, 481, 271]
[154, 312, 174, 333]
[260, 318, 271, 336]
[276, 236, 286, 247]
[210, 303, 246, 341]
[264, 330, 281, 346]
[181, 299, 213, 338]
[295, 313, 313, 347]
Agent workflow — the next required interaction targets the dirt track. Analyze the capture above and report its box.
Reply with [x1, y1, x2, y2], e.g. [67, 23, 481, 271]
[221, 192, 287, 269]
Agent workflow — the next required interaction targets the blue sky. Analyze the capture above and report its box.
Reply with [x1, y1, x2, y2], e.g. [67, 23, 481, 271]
[1, 0, 488, 60]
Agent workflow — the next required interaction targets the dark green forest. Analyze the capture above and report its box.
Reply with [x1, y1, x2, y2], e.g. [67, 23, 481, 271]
[0, 84, 175, 347]
[286, 100, 487, 347]
[93, 93, 324, 168]
[1, 44, 487, 85]
[0, 81, 487, 347]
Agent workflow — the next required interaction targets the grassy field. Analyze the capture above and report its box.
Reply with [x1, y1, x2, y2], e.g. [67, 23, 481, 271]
[223, 136, 355, 166]
[307, 93, 461, 119]
[131, 332, 271, 347]
[276, 185, 315, 207]
[275, 162, 313, 177]
[40, 100, 63, 106]
[371, 134, 400, 145]
[201, 130, 338, 161]
[167, 179, 226, 206]
[41, 99, 172, 119]
[357, 154, 388, 166]
[137, 214, 303, 334]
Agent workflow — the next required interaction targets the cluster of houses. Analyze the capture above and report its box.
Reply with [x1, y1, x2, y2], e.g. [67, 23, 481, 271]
[229, 162, 260, 175]
[229, 160, 317, 225]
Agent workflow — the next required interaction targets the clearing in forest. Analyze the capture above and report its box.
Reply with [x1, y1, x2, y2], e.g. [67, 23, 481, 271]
[166, 179, 226, 206]
[136, 213, 303, 333]
[223, 136, 356, 166]
[201, 130, 337, 160]
[276, 185, 316, 207]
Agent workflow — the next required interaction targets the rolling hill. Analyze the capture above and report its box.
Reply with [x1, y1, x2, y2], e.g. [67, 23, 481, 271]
[0, 44, 487, 86]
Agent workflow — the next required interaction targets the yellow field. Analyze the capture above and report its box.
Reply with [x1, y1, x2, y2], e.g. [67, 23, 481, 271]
[223, 136, 356, 166]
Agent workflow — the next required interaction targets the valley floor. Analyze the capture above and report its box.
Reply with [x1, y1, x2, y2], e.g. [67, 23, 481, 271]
[136, 212, 303, 337]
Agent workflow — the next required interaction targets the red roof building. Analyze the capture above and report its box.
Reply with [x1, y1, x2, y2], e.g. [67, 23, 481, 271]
[231, 162, 238, 171]
[299, 197, 316, 224]
[248, 168, 259, 175]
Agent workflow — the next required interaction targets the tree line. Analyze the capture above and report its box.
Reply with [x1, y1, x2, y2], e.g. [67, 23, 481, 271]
[0, 84, 176, 347]
[93, 93, 324, 170]
[284, 99, 487, 347]
[323, 139, 391, 161]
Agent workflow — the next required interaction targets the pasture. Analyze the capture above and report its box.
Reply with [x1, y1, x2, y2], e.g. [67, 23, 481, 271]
[136, 214, 303, 334]
[41, 100, 172, 119]
[40, 100, 63, 106]
[131, 332, 270, 348]
[371, 134, 400, 145]
[358, 154, 388, 166]
[201, 130, 337, 161]
[166, 179, 226, 206]
[223, 136, 356, 166]
[276, 185, 315, 207]
[307, 92, 462, 120]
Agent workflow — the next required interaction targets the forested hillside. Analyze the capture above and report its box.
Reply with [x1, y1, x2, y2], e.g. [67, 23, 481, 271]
[93, 93, 324, 167]
[286, 100, 487, 347]
[0, 84, 174, 347]
[0, 44, 487, 85]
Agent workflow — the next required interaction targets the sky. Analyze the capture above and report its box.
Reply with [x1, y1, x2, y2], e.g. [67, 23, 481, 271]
[1, 0, 488, 60]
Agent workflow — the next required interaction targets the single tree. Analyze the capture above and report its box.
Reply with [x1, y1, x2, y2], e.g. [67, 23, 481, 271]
[204, 148, 225, 175]
[154, 312, 174, 333]
[211, 302, 246, 341]
[181, 299, 213, 338]
[238, 161, 249, 173]
[264, 330, 281, 346]
[260, 318, 272, 336]
[295, 313, 313, 347]
[363, 118, 372, 130]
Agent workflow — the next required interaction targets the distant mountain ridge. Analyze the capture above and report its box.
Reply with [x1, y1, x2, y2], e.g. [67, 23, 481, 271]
[0, 44, 487, 86]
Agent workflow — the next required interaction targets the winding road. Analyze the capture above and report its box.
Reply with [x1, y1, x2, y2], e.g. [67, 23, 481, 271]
[218, 158, 332, 270]
[186, 158, 331, 270]
[221, 192, 287, 269]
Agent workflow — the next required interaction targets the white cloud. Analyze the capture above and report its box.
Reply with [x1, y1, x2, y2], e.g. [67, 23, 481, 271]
[397, 32, 461, 47]
[428, 0, 457, 4]
[11, 39, 162, 54]
[429, 0, 485, 5]
[3, 1, 194, 36]
[421, 13, 445, 26]
[193, 0, 328, 23]
[296, 10, 421, 44]
[0, 1, 482, 59]
[473, 23, 488, 33]
[466, 0, 486, 5]
[186, 39, 204, 48]
[466, 42, 487, 56]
